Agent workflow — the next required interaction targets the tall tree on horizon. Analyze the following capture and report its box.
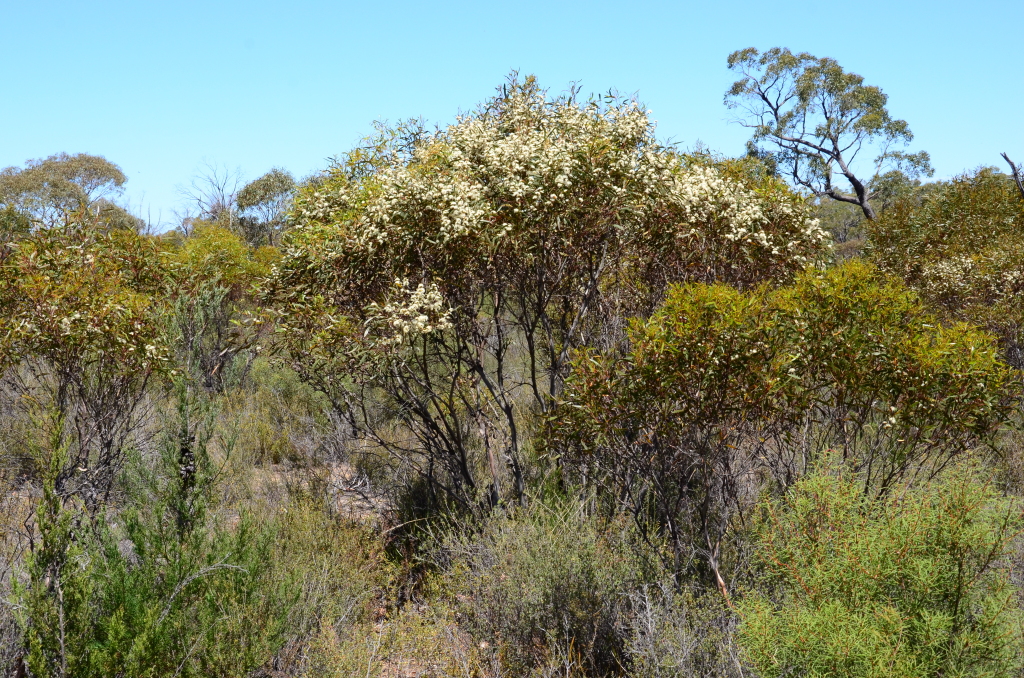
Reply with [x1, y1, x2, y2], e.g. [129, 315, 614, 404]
[725, 47, 932, 220]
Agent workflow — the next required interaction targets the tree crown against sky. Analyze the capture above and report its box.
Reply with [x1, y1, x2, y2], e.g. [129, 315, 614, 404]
[725, 47, 933, 220]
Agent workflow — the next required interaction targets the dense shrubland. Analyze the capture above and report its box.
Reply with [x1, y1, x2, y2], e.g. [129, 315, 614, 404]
[269, 76, 828, 518]
[2, 67, 1024, 677]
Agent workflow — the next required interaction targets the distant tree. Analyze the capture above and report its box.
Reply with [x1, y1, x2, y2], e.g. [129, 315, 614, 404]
[176, 161, 243, 231]
[236, 168, 295, 247]
[0, 153, 127, 227]
[725, 47, 932, 220]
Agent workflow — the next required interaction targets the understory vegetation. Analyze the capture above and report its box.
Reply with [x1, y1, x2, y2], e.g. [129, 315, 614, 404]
[2, 61, 1024, 677]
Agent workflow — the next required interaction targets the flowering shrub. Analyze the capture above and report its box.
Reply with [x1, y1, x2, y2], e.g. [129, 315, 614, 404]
[282, 77, 827, 307]
[0, 220, 171, 507]
[867, 168, 1024, 363]
[269, 76, 829, 510]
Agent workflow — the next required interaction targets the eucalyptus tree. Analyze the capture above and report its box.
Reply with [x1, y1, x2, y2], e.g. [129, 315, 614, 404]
[0, 153, 127, 228]
[725, 47, 932, 220]
[236, 168, 295, 247]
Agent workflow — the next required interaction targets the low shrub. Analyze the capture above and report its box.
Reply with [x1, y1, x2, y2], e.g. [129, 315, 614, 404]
[738, 463, 1024, 678]
[16, 388, 297, 678]
[626, 584, 742, 678]
[441, 499, 659, 676]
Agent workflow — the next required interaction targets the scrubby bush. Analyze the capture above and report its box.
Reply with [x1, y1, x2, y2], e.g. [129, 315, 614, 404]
[552, 259, 1020, 586]
[440, 500, 658, 675]
[626, 585, 741, 678]
[223, 358, 331, 466]
[739, 464, 1024, 677]
[271, 497, 385, 675]
[163, 222, 275, 393]
[867, 167, 1024, 365]
[0, 220, 170, 510]
[165, 221, 270, 294]
[269, 75, 829, 514]
[17, 387, 295, 678]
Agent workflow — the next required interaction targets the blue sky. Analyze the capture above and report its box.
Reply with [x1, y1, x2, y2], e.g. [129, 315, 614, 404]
[2, 0, 1021, 228]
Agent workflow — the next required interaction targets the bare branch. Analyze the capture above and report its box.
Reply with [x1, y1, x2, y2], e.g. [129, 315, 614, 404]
[1002, 153, 1024, 201]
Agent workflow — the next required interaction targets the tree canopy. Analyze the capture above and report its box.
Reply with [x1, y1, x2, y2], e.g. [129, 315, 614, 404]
[726, 47, 932, 220]
[0, 153, 127, 228]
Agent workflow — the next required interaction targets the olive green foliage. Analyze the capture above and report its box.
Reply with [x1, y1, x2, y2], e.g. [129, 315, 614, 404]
[0, 202, 300, 674]
[0, 220, 170, 507]
[812, 170, 930, 260]
[18, 388, 293, 677]
[0, 220, 167, 367]
[739, 466, 1024, 677]
[0, 205, 32, 243]
[166, 221, 271, 291]
[164, 222, 274, 392]
[0, 153, 128, 228]
[553, 260, 1019, 583]
[17, 418, 94, 678]
[868, 167, 1024, 365]
[726, 47, 932, 220]
[225, 358, 330, 466]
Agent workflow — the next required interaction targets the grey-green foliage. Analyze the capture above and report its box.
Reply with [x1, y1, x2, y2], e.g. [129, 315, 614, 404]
[170, 280, 248, 393]
[236, 168, 295, 247]
[725, 47, 932, 220]
[440, 499, 658, 676]
[738, 464, 1024, 678]
[17, 386, 295, 678]
[0, 153, 127, 227]
[626, 584, 742, 678]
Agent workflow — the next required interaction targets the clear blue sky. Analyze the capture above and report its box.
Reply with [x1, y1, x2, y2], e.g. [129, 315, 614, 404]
[2, 0, 1021, 228]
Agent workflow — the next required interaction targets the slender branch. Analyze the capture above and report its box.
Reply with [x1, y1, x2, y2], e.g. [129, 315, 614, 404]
[157, 561, 247, 626]
[1001, 153, 1024, 200]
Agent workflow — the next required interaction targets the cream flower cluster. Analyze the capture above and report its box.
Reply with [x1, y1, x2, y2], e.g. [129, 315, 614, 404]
[663, 164, 827, 261]
[289, 80, 828, 273]
[367, 279, 453, 345]
[921, 252, 1024, 303]
[921, 255, 978, 300]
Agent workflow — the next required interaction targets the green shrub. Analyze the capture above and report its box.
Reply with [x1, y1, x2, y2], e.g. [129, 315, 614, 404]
[738, 465, 1024, 678]
[867, 168, 1024, 364]
[17, 387, 297, 677]
[441, 500, 657, 676]
[552, 260, 1019, 585]
[225, 358, 330, 467]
